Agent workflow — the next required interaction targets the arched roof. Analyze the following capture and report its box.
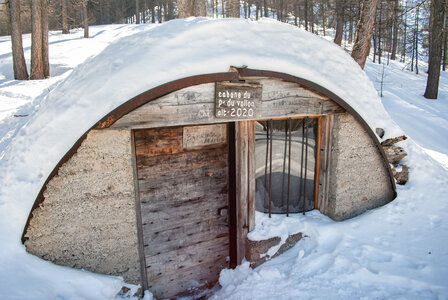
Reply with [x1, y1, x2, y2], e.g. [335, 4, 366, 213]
[41, 17, 402, 139]
[0, 18, 402, 242]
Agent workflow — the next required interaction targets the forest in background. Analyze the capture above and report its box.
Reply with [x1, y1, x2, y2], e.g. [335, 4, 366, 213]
[1, 1, 444, 69]
[0, 0, 446, 97]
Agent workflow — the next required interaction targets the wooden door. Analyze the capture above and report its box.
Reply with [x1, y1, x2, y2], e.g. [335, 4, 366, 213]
[134, 125, 230, 299]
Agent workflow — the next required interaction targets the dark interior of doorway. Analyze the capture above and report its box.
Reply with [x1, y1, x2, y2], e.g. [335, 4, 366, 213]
[255, 118, 318, 215]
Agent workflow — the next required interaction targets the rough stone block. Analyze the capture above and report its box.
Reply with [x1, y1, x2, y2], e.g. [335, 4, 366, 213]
[246, 232, 303, 268]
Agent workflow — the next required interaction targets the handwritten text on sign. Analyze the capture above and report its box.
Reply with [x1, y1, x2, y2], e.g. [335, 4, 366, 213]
[183, 124, 227, 149]
[215, 82, 262, 119]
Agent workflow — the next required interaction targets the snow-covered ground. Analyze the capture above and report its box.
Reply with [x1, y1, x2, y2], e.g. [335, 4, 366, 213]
[0, 20, 447, 299]
[365, 60, 448, 169]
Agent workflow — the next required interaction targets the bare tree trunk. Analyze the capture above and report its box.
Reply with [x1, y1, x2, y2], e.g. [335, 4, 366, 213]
[320, 0, 326, 35]
[263, 0, 268, 17]
[411, 28, 415, 72]
[305, 0, 309, 31]
[151, 0, 156, 22]
[61, 0, 69, 34]
[8, 0, 28, 80]
[278, 0, 283, 21]
[157, 0, 162, 22]
[142, 0, 147, 22]
[351, 0, 379, 69]
[373, 29, 377, 63]
[310, 0, 314, 33]
[443, 11, 447, 71]
[391, 0, 399, 60]
[193, 0, 206, 16]
[121, 0, 126, 23]
[424, 0, 446, 99]
[82, 0, 89, 38]
[415, 5, 419, 74]
[222, 0, 226, 17]
[167, 0, 175, 20]
[178, 0, 205, 17]
[42, 0, 49, 78]
[377, 0, 382, 65]
[136, 0, 140, 23]
[164, 2, 168, 20]
[31, 0, 44, 80]
[402, 1, 407, 62]
[256, 0, 259, 20]
[334, 0, 344, 45]
[294, 2, 298, 26]
[98, 0, 103, 24]
[227, 0, 240, 17]
[348, 2, 353, 43]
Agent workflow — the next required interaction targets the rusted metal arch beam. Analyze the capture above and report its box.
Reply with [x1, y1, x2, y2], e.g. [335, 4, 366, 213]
[21, 68, 396, 243]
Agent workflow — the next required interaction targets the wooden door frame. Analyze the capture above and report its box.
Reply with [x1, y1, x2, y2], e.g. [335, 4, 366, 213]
[131, 129, 149, 291]
[228, 122, 237, 268]
[251, 116, 323, 211]
[232, 121, 256, 265]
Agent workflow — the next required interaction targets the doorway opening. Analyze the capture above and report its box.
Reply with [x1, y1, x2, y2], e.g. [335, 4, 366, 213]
[133, 124, 231, 299]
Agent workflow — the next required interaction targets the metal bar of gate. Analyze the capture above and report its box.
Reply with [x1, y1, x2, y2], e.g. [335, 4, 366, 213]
[268, 120, 273, 218]
[303, 117, 309, 215]
[281, 120, 288, 208]
[264, 122, 269, 210]
[287, 119, 292, 217]
[300, 119, 305, 214]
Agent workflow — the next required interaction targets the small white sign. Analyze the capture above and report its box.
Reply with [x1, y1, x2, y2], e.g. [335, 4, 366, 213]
[183, 124, 227, 149]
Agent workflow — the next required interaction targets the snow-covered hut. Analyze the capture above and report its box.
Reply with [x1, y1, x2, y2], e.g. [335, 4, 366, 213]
[22, 18, 398, 299]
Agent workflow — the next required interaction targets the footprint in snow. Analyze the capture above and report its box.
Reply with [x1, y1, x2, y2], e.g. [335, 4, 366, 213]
[392, 254, 425, 270]
[299, 253, 335, 277]
[373, 236, 391, 247]
[361, 245, 393, 263]
[386, 214, 402, 225]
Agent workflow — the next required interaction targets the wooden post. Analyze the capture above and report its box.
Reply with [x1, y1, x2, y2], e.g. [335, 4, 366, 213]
[235, 120, 255, 262]
[235, 121, 248, 263]
[314, 116, 322, 209]
[130, 130, 148, 294]
[247, 121, 256, 232]
[318, 115, 334, 214]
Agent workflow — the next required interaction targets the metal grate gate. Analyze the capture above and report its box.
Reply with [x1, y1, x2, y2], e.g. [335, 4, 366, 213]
[255, 118, 318, 216]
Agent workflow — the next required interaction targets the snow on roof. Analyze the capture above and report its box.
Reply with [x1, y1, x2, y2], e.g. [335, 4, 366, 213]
[1, 17, 403, 253]
[47, 17, 402, 139]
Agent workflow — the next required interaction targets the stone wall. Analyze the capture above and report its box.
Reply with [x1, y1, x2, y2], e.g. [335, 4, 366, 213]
[326, 113, 394, 221]
[246, 233, 303, 268]
[24, 129, 141, 284]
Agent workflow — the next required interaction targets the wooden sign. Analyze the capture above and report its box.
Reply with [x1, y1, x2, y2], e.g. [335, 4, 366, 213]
[183, 124, 227, 149]
[215, 82, 262, 119]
